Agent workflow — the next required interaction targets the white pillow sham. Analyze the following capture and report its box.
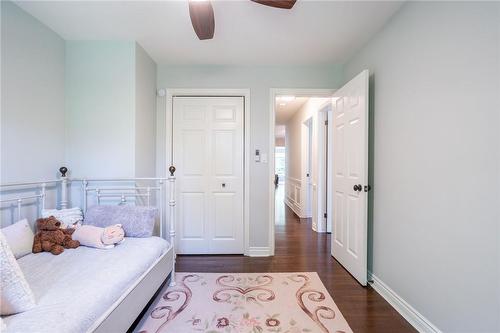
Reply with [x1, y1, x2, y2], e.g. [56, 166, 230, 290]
[0, 232, 36, 315]
[42, 207, 83, 228]
[1, 219, 34, 259]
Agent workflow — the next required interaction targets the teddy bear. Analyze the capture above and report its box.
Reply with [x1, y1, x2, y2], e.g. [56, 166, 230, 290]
[32, 216, 80, 255]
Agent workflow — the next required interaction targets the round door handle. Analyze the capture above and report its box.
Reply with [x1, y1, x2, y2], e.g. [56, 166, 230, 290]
[353, 184, 362, 192]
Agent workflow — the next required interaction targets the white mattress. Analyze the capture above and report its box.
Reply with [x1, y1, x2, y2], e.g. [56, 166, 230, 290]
[3, 237, 169, 333]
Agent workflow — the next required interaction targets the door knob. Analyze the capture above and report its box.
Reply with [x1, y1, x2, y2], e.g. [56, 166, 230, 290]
[353, 184, 362, 192]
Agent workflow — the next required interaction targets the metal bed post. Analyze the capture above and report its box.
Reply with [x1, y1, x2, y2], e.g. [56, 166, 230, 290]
[82, 179, 88, 213]
[59, 167, 68, 209]
[40, 183, 46, 217]
[17, 199, 22, 221]
[158, 180, 163, 241]
[168, 165, 177, 287]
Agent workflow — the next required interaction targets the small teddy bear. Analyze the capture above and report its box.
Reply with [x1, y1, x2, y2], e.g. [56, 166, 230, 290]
[32, 216, 80, 255]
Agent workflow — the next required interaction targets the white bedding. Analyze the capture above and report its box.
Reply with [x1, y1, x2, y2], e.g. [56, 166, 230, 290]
[2, 237, 169, 333]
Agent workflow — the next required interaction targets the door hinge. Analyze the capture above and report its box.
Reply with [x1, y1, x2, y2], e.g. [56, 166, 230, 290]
[324, 120, 328, 125]
[323, 212, 327, 218]
[364, 185, 372, 192]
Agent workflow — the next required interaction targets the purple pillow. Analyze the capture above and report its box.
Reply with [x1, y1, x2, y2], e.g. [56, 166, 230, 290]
[83, 205, 157, 237]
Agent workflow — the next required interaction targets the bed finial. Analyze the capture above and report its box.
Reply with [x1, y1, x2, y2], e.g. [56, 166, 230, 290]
[59, 166, 68, 177]
[59, 167, 69, 209]
[169, 165, 176, 176]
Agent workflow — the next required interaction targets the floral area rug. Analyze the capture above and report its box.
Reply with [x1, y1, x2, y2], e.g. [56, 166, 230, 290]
[135, 272, 353, 333]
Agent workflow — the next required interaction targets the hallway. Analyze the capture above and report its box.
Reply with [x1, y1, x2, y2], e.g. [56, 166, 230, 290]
[176, 188, 416, 333]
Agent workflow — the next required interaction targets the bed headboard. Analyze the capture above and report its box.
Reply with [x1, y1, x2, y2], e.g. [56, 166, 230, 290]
[0, 167, 177, 243]
[0, 179, 60, 222]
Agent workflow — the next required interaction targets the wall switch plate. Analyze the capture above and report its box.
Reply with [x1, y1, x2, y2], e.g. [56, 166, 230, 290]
[261, 153, 268, 163]
[255, 149, 261, 162]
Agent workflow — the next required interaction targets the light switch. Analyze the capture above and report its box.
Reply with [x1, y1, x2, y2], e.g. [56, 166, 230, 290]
[254, 149, 261, 162]
[261, 153, 268, 163]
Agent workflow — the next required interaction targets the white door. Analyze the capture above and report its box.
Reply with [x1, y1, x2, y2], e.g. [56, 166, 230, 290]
[302, 118, 313, 218]
[330, 70, 369, 286]
[173, 96, 244, 254]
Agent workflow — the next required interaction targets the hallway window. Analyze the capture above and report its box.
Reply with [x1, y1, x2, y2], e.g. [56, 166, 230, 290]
[275, 146, 286, 184]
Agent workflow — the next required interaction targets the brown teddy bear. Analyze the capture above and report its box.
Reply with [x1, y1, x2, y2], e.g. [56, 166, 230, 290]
[32, 216, 80, 255]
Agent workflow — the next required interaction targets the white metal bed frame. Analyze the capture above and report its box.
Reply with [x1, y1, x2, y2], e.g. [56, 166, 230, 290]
[0, 166, 178, 333]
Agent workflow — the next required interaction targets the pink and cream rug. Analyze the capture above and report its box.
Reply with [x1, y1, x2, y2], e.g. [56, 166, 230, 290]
[135, 272, 353, 333]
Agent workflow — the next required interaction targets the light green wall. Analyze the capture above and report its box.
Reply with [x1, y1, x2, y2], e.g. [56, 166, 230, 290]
[343, 2, 500, 331]
[135, 43, 157, 178]
[65, 41, 136, 178]
[1, 1, 65, 183]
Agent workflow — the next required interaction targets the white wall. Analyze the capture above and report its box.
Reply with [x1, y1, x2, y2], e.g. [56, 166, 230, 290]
[156, 65, 343, 248]
[285, 98, 328, 181]
[1, 1, 65, 183]
[65, 41, 136, 178]
[135, 43, 157, 178]
[344, 2, 500, 331]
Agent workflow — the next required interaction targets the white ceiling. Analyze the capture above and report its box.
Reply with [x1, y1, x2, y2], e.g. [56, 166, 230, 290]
[275, 97, 308, 125]
[15, 0, 404, 66]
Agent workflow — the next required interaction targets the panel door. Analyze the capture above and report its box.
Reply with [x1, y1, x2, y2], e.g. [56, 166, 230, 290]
[173, 96, 244, 254]
[330, 70, 369, 286]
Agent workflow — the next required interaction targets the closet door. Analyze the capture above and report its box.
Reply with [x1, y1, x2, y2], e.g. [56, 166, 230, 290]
[173, 96, 244, 254]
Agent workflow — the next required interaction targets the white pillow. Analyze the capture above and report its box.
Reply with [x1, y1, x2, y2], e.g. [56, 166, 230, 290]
[42, 207, 83, 228]
[0, 232, 36, 315]
[72, 225, 114, 250]
[1, 219, 34, 259]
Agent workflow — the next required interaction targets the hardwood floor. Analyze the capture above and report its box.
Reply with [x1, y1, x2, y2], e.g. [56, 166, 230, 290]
[177, 186, 416, 333]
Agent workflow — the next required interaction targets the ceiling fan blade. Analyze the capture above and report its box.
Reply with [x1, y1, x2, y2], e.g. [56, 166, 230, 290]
[188, 0, 215, 40]
[251, 0, 297, 9]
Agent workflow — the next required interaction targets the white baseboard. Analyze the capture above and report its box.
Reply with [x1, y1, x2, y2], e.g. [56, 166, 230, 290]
[314, 220, 327, 233]
[369, 272, 442, 333]
[247, 247, 271, 257]
[284, 198, 307, 218]
[284, 198, 300, 216]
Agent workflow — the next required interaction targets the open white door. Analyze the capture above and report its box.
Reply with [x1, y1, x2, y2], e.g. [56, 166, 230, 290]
[330, 70, 369, 286]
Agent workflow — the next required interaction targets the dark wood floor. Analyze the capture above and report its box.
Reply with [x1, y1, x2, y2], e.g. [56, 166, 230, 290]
[177, 190, 416, 333]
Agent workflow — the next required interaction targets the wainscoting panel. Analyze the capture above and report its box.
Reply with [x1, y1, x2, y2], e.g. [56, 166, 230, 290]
[284, 177, 305, 218]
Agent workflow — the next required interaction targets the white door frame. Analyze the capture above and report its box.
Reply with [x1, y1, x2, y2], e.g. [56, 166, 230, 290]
[301, 117, 313, 219]
[166, 89, 251, 255]
[316, 100, 333, 233]
[269, 88, 335, 255]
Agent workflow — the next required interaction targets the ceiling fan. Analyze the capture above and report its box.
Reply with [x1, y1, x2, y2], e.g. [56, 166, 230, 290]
[188, 0, 297, 40]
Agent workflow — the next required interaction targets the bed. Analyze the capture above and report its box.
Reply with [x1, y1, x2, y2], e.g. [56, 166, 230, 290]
[0, 167, 177, 333]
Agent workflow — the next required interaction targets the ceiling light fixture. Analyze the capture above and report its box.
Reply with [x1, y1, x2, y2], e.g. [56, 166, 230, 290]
[279, 103, 286, 106]
[279, 96, 296, 102]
